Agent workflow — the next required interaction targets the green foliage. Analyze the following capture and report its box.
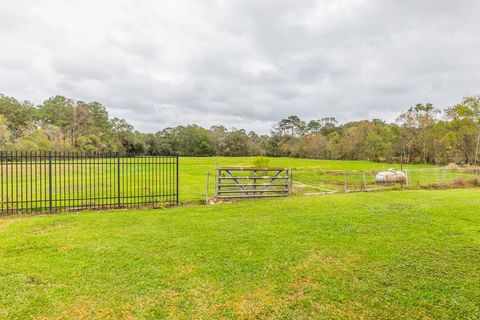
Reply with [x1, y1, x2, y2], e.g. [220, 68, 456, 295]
[2, 93, 480, 164]
[223, 129, 250, 156]
[0, 95, 37, 139]
[159, 125, 214, 156]
[0, 115, 11, 150]
[252, 156, 271, 168]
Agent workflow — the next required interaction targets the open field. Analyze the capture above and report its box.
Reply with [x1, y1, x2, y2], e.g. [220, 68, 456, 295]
[3, 155, 477, 214]
[1, 189, 479, 319]
[180, 157, 435, 202]
[1, 157, 435, 212]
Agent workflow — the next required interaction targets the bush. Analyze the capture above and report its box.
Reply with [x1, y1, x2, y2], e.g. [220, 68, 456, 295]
[252, 157, 271, 168]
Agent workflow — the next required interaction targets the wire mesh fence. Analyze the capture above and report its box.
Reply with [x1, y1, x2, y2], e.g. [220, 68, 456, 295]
[292, 167, 480, 195]
[404, 168, 480, 187]
[0, 151, 179, 214]
[293, 170, 399, 194]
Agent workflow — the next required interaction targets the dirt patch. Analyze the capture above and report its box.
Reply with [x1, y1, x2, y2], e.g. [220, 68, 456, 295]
[37, 297, 114, 320]
[58, 244, 74, 253]
[228, 285, 278, 320]
[445, 163, 460, 169]
[0, 218, 16, 229]
[25, 276, 36, 285]
[294, 252, 363, 272]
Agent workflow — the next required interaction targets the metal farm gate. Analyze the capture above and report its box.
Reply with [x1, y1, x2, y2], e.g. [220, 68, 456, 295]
[0, 151, 179, 214]
[214, 167, 293, 200]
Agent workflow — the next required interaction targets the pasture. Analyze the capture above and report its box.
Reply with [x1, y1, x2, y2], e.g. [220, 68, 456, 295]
[1, 189, 479, 319]
[180, 157, 434, 202]
[1, 156, 441, 214]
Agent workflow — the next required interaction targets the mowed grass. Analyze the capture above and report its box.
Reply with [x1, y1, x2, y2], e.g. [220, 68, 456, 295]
[1, 189, 479, 319]
[180, 157, 433, 202]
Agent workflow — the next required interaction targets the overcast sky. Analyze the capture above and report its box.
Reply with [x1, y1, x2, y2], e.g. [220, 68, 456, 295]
[1, 0, 479, 133]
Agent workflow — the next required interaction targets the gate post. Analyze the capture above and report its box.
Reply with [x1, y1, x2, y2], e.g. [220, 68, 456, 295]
[213, 166, 217, 200]
[289, 168, 293, 195]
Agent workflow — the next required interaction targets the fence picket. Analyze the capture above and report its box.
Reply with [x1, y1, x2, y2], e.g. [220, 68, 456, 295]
[0, 151, 178, 214]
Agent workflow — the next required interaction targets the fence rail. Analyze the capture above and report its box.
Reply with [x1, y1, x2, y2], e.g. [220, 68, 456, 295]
[0, 151, 178, 214]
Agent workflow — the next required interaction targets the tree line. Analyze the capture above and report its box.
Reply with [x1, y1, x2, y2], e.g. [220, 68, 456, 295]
[1, 93, 480, 165]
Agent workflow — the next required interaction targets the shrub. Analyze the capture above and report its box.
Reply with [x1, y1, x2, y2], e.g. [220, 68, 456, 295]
[252, 157, 271, 168]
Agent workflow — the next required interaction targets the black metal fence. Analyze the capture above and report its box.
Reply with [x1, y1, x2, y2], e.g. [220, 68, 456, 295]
[0, 152, 178, 214]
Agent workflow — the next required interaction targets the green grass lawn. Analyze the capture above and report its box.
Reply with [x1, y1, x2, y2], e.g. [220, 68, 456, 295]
[1, 189, 479, 319]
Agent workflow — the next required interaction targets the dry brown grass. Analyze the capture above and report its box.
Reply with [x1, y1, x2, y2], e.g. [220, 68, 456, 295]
[423, 178, 480, 189]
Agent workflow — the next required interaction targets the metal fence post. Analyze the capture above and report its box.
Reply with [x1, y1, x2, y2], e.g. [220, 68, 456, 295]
[176, 153, 179, 205]
[117, 153, 121, 208]
[213, 165, 217, 200]
[48, 151, 52, 212]
[363, 171, 367, 191]
[290, 168, 293, 195]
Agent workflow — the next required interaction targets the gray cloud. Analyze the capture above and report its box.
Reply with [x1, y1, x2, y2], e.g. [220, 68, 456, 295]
[1, 0, 479, 133]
